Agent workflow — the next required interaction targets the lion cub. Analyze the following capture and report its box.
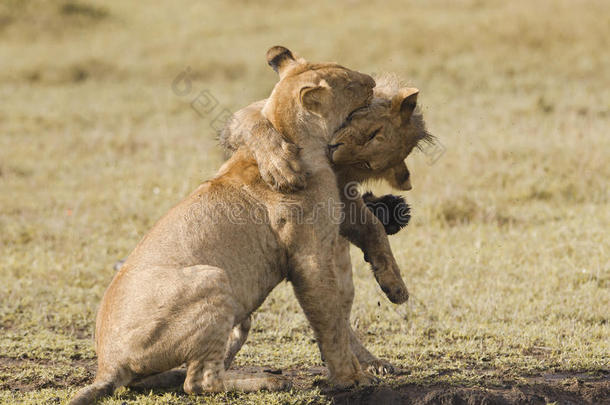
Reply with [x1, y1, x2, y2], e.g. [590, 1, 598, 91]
[69, 47, 380, 404]
[221, 73, 431, 300]
[220, 73, 432, 374]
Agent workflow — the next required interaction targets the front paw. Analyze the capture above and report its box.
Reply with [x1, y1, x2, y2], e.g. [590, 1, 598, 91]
[371, 258, 409, 304]
[362, 359, 395, 376]
[375, 273, 409, 304]
[362, 192, 410, 235]
[257, 141, 306, 193]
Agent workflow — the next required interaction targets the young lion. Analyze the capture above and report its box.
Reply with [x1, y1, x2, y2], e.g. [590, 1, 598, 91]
[69, 47, 382, 405]
[220, 74, 432, 374]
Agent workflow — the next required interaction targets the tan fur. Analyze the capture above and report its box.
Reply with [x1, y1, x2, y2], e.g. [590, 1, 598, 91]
[69, 47, 377, 405]
[222, 74, 433, 193]
[330, 74, 433, 191]
[220, 100, 306, 192]
[219, 74, 431, 375]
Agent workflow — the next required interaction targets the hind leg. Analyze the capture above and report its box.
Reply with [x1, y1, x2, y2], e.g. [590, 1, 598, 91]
[69, 368, 133, 405]
[181, 272, 235, 394]
[224, 316, 251, 370]
[129, 368, 187, 390]
[183, 318, 290, 393]
[223, 371, 291, 392]
[146, 364, 291, 393]
[131, 306, 244, 391]
[184, 358, 226, 394]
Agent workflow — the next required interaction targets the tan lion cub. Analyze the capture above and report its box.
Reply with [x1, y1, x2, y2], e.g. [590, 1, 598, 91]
[220, 74, 431, 374]
[69, 47, 381, 405]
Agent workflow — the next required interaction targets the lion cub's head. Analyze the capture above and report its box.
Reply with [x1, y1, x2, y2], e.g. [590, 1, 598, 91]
[329, 74, 433, 190]
[262, 46, 375, 144]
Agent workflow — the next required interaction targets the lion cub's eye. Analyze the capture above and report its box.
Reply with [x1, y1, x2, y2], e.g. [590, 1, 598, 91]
[368, 128, 382, 141]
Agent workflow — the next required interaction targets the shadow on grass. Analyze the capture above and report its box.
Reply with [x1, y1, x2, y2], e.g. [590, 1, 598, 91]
[324, 371, 610, 405]
[124, 367, 609, 405]
[2, 358, 608, 404]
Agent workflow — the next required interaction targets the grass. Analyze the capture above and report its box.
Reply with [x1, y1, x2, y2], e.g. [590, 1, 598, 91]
[0, 0, 608, 403]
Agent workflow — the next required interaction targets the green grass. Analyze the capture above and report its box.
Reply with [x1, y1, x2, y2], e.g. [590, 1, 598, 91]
[1, 0, 609, 403]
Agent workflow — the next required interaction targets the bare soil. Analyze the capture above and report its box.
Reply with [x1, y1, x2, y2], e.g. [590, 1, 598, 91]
[315, 368, 610, 405]
[329, 378, 610, 405]
[2, 358, 607, 404]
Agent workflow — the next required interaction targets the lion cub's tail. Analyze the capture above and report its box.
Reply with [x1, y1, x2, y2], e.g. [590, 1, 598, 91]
[69, 379, 115, 405]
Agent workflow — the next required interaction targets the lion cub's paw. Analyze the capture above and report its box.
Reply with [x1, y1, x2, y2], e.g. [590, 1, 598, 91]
[371, 258, 409, 304]
[256, 139, 306, 193]
[265, 375, 293, 391]
[223, 371, 292, 392]
[362, 359, 395, 376]
[362, 192, 410, 235]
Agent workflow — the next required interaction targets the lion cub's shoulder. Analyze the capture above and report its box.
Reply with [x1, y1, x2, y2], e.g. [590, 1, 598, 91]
[211, 149, 263, 189]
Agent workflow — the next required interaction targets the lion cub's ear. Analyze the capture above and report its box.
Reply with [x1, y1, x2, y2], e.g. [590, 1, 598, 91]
[391, 87, 419, 124]
[299, 80, 331, 116]
[266, 46, 299, 78]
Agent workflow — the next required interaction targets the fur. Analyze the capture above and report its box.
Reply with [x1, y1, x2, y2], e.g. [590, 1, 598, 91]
[362, 192, 411, 236]
[69, 47, 378, 405]
[217, 73, 433, 376]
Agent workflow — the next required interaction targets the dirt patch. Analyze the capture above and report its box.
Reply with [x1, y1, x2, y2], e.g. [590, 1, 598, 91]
[0, 356, 95, 392]
[330, 380, 610, 405]
[275, 367, 610, 405]
[136, 366, 610, 404]
[1, 359, 608, 404]
[326, 369, 610, 405]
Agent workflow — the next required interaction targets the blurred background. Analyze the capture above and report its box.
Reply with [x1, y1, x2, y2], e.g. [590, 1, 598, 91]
[0, 0, 608, 403]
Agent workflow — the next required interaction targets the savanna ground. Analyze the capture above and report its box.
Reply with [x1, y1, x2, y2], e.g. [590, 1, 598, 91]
[1, 0, 609, 404]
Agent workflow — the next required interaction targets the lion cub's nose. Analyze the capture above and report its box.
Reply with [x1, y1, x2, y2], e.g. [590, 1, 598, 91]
[401, 178, 413, 191]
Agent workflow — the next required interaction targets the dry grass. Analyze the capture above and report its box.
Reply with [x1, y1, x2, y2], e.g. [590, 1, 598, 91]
[0, 0, 608, 403]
